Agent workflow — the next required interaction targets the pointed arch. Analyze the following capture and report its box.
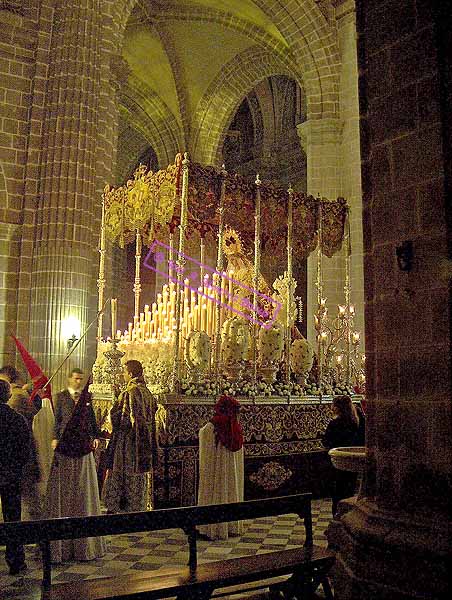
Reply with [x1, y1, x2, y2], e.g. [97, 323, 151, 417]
[117, 0, 340, 122]
[191, 46, 300, 166]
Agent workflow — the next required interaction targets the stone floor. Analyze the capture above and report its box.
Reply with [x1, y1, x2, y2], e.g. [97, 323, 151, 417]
[0, 498, 333, 599]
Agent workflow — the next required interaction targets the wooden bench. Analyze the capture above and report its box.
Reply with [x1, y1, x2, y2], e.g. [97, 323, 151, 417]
[0, 493, 335, 599]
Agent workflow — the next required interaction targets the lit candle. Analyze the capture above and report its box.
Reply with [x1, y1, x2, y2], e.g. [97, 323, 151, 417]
[128, 322, 133, 341]
[193, 305, 199, 330]
[203, 274, 209, 297]
[207, 287, 213, 335]
[338, 305, 346, 317]
[157, 297, 163, 331]
[201, 302, 207, 332]
[350, 305, 355, 315]
[111, 298, 117, 339]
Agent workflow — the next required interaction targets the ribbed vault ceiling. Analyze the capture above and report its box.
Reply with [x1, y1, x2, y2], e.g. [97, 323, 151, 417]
[120, 0, 335, 170]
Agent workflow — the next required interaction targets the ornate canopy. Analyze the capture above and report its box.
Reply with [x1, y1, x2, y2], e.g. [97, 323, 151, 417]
[103, 155, 348, 261]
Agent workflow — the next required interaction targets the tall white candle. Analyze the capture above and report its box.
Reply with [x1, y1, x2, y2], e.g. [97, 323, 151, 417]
[111, 298, 117, 339]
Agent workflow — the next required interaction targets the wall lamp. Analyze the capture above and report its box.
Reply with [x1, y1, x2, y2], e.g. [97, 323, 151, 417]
[61, 316, 81, 350]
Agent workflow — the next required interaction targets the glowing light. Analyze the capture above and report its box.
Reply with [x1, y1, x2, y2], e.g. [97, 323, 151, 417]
[61, 316, 81, 340]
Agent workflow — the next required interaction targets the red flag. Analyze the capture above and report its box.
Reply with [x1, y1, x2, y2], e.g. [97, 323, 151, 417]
[11, 335, 53, 411]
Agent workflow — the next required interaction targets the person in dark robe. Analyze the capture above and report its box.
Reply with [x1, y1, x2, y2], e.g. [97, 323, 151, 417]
[103, 360, 158, 513]
[0, 365, 42, 520]
[46, 368, 106, 562]
[322, 394, 365, 517]
[11, 334, 55, 498]
[0, 379, 31, 575]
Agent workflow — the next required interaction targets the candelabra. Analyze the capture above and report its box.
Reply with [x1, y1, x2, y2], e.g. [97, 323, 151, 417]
[314, 205, 365, 393]
[104, 339, 125, 391]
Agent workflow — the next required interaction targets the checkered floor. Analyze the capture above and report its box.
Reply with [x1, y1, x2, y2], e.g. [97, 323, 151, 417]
[0, 498, 333, 599]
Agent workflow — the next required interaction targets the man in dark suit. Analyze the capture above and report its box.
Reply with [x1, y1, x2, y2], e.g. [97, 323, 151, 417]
[0, 379, 31, 575]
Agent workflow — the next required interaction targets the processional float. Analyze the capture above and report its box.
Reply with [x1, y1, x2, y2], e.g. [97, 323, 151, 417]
[91, 153, 364, 426]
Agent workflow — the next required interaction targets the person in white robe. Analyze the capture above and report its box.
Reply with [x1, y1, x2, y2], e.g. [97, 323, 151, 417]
[31, 389, 55, 498]
[46, 369, 106, 562]
[198, 394, 244, 540]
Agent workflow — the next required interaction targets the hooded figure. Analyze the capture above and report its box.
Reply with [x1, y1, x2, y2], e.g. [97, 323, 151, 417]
[197, 395, 244, 540]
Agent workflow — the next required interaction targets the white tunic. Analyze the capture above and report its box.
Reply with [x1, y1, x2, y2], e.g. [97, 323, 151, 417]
[32, 397, 55, 497]
[197, 422, 244, 540]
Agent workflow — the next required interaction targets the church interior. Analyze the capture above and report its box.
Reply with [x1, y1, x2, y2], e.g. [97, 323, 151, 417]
[0, 0, 450, 599]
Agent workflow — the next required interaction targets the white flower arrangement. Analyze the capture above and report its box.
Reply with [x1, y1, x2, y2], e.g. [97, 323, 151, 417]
[185, 331, 211, 371]
[258, 323, 284, 364]
[290, 338, 314, 375]
[221, 317, 250, 363]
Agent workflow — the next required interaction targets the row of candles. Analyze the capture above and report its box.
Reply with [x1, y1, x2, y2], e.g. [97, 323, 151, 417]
[110, 271, 237, 344]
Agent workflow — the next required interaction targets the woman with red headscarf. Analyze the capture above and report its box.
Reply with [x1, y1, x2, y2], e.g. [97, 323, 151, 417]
[197, 395, 244, 540]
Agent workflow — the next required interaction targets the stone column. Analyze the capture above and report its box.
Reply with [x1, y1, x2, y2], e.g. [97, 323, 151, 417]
[0, 223, 21, 366]
[326, 1, 451, 598]
[297, 118, 344, 345]
[336, 0, 365, 346]
[29, 1, 103, 389]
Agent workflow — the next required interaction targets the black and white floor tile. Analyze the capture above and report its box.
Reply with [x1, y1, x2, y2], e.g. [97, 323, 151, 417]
[0, 498, 333, 599]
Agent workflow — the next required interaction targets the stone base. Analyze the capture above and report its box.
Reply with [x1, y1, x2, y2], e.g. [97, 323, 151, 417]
[326, 499, 450, 600]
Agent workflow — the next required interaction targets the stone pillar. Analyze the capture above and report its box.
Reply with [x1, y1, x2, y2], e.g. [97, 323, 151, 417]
[297, 118, 344, 345]
[336, 0, 365, 346]
[0, 223, 21, 366]
[327, 1, 451, 597]
[29, 1, 103, 389]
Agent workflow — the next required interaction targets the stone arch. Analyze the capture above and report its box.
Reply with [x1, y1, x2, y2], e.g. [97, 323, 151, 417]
[191, 46, 300, 166]
[117, 0, 340, 121]
[153, 5, 302, 147]
[120, 76, 183, 168]
[251, 0, 340, 118]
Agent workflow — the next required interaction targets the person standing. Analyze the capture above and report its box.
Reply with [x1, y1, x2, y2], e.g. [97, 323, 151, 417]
[197, 395, 244, 540]
[11, 335, 55, 499]
[103, 360, 158, 513]
[0, 379, 31, 575]
[322, 394, 365, 517]
[46, 368, 106, 562]
[0, 365, 42, 521]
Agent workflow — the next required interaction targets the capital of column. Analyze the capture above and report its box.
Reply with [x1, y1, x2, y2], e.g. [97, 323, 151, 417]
[296, 118, 343, 153]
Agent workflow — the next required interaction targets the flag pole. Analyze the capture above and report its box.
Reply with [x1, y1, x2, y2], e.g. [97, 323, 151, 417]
[43, 298, 110, 389]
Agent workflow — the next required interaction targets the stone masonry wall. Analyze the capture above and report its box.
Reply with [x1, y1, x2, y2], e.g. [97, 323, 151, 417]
[358, 0, 451, 511]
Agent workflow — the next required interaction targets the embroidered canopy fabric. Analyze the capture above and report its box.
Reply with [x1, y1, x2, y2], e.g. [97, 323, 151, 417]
[103, 156, 347, 260]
